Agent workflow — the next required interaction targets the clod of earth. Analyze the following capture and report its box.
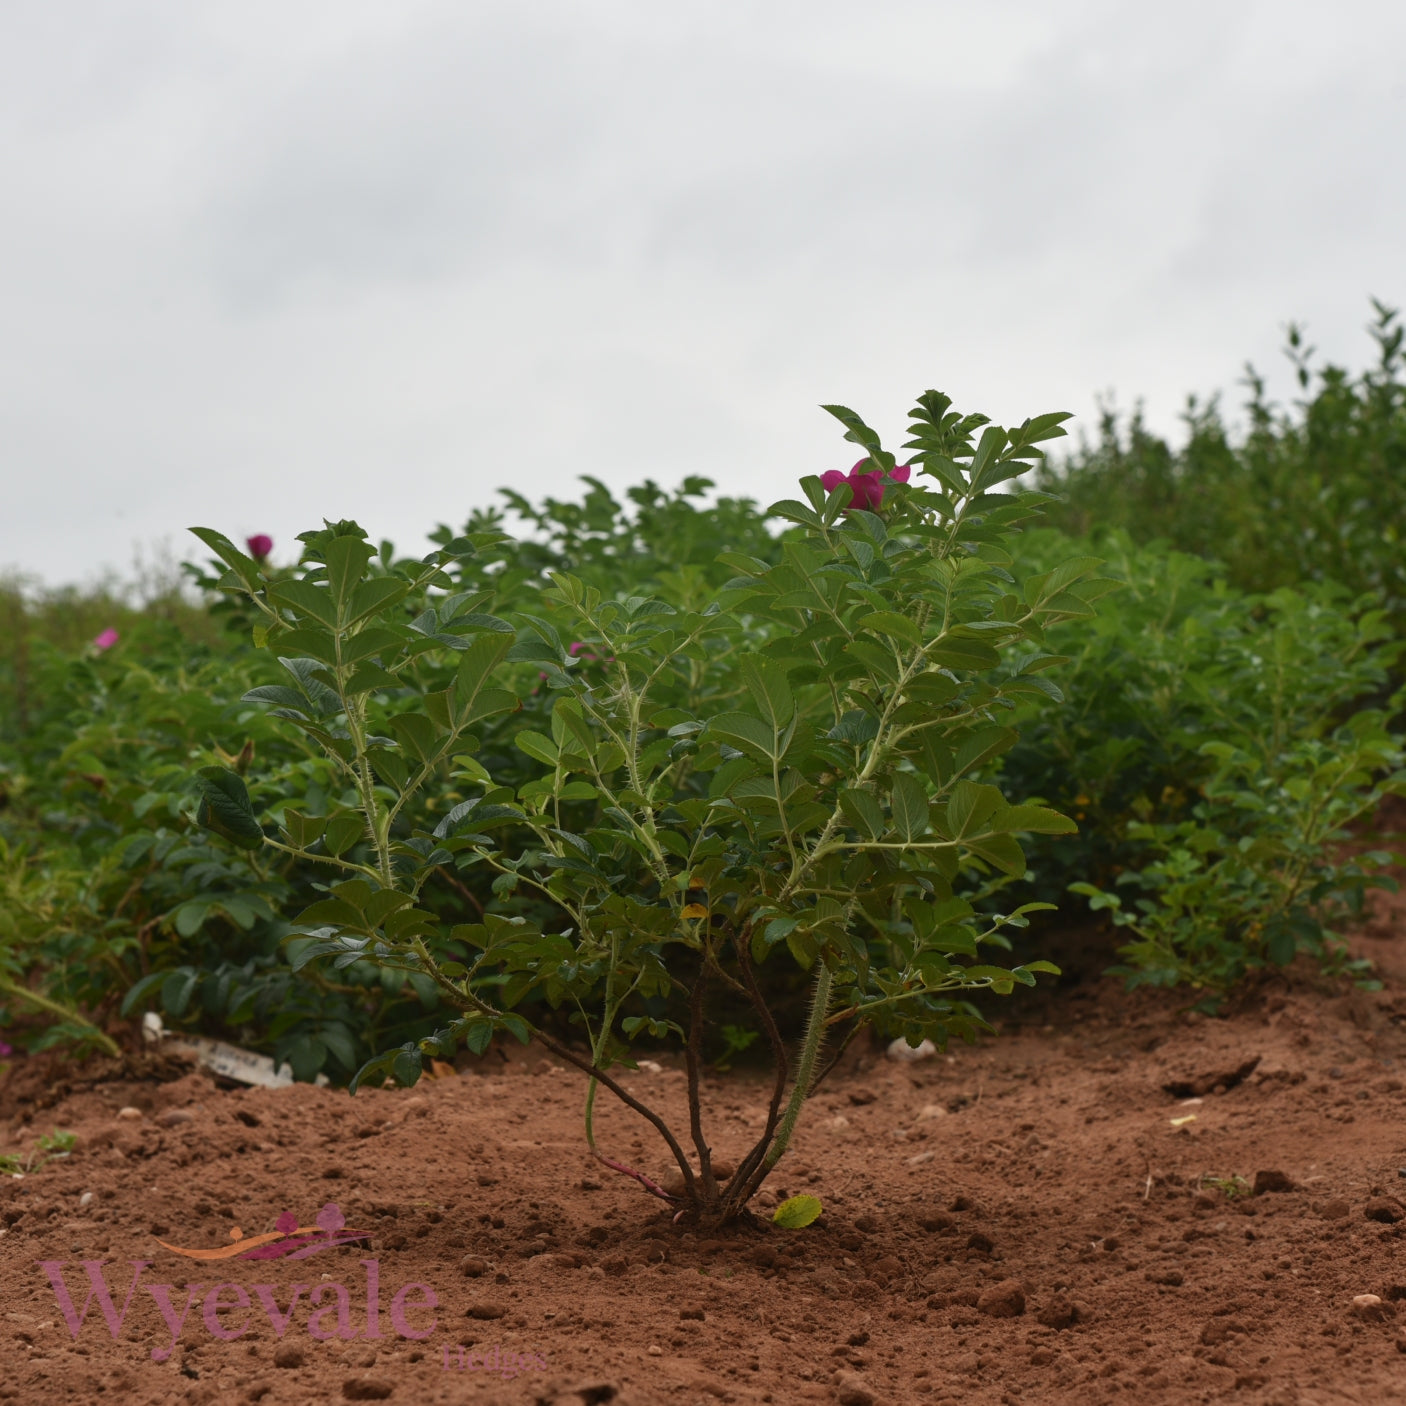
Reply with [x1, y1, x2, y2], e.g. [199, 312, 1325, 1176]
[341, 1380, 394, 1402]
[977, 1280, 1026, 1317]
[1365, 1197, 1405, 1223]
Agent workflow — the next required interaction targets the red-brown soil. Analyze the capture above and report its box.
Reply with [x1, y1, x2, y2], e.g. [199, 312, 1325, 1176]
[5, 900, 1406, 1405]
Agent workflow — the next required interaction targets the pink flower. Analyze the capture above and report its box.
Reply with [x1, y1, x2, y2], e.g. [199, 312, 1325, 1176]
[0, 1041, 12, 1058]
[246, 534, 273, 561]
[819, 459, 912, 511]
[92, 628, 119, 651]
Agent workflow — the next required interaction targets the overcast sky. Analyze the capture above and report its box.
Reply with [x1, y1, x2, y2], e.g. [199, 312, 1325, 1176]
[3, 0, 1403, 588]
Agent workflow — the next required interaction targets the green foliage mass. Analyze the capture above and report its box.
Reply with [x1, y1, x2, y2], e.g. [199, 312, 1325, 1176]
[1, 303, 1403, 1102]
[1000, 532, 1404, 989]
[1038, 300, 1406, 624]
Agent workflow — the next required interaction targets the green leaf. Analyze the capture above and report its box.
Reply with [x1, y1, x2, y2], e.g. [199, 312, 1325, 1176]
[964, 833, 1027, 876]
[889, 773, 929, 843]
[859, 611, 923, 647]
[348, 577, 411, 624]
[323, 534, 377, 608]
[945, 781, 1005, 839]
[997, 804, 1077, 836]
[515, 730, 560, 767]
[839, 788, 884, 840]
[709, 712, 784, 763]
[391, 1046, 423, 1087]
[268, 579, 339, 628]
[193, 766, 264, 851]
[456, 633, 514, 717]
[189, 527, 263, 594]
[161, 969, 199, 1018]
[388, 712, 446, 766]
[323, 809, 368, 856]
[772, 1194, 823, 1229]
[272, 627, 339, 666]
[741, 657, 794, 728]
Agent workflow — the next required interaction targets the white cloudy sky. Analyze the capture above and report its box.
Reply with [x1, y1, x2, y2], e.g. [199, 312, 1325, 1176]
[3, 0, 1403, 587]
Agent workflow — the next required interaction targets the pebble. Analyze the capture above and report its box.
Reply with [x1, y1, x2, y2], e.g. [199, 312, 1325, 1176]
[833, 1370, 875, 1406]
[1353, 1294, 1393, 1323]
[274, 1344, 305, 1369]
[886, 1037, 936, 1062]
[659, 1162, 733, 1197]
[460, 1256, 491, 1277]
[78, 1192, 93, 1210]
[116, 1107, 143, 1121]
[156, 1109, 193, 1128]
[977, 1279, 1026, 1318]
[465, 1303, 506, 1320]
[916, 1103, 947, 1121]
[647, 1345, 663, 1356]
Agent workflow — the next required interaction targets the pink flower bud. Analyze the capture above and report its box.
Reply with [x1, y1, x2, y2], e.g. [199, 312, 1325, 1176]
[246, 534, 274, 560]
[92, 628, 119, 650]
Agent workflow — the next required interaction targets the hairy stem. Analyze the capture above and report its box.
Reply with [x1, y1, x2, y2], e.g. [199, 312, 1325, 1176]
[0, 976, 121, 1058]
[762, 961, 833, 1174]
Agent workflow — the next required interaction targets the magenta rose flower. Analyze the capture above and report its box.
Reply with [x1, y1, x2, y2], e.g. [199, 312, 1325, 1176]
[247, 534, 274, 561]
[92, 627, 119, 651]
[819, 459, 912, 511]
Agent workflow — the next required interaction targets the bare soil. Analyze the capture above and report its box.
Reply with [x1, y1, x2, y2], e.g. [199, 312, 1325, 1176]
[4, 896, 1406, 1405]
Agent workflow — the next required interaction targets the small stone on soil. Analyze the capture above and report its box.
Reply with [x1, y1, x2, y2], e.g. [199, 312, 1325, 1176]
[1252, 1169, 1295, 1195]
[1365, 1198, 1405, 1223]
[1353, 1293, 1394, 1322]
[273, 1345, 304, 1369]
[833, 1370, 875, 1406]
